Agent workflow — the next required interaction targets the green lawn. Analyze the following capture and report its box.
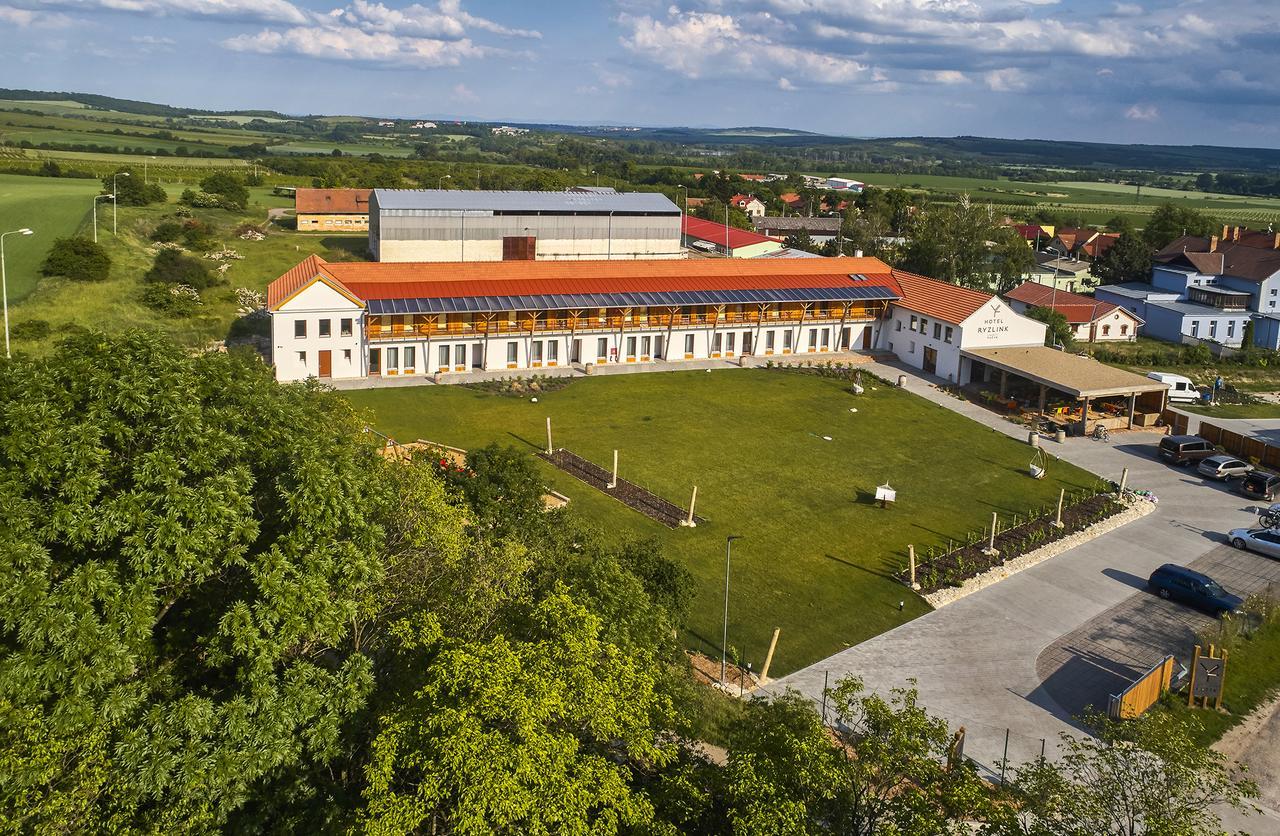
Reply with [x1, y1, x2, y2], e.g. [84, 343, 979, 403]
[0, 172, 101, 301]
[344, 370, 1099, 676]
[1179, 402, 1280, 420]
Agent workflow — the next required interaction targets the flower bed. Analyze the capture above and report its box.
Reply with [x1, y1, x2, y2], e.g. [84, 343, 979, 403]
[539, 448, 703, 528]
[462, 374, 574, 397]
[902, 491, 1126, 595]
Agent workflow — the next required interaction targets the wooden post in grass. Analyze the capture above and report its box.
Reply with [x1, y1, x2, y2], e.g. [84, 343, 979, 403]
[1053, 488, 1065, 529]
[545, 417, 553, 455]
[759, 627, 781, 685]
[984, 512, 999, 556]
[909, 545, 919, 590]
[1217, 649, 1228, 711]
[609, 449, 619, 489]
[1119, 467, 1129, 493]
[1188, 645, 1201, 708]
[681, 486, 698, 527]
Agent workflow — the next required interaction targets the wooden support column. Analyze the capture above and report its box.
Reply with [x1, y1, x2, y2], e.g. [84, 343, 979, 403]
[795, 304, 809, 353]
[754, 304, 767, 355]
[709, 305, 724, 356]
[1127, 392, 1136, 429]
[836, 303, 849, 351]
[999, 369, 1008, 398]
[665, 306, 678, 360]
[1037, 384, 1047, 415]
[1080, 396, 1090, 436]
[568, 309, 582, 365]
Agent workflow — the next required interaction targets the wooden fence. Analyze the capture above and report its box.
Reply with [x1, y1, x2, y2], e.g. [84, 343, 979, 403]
[1108, 655, 1175, 720]
[1198, 422, 1280, 469]
[1161, 409, 1189, 435]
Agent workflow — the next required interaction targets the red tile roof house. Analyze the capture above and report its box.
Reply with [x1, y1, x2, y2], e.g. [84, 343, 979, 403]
[294, 188, 372, 232]
[729, 194, 766, 218]
[1005, 282, 1142, 342]
[682, 216, 785, 258]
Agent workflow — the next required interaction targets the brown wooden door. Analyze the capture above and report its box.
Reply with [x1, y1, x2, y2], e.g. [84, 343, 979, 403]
[318, 350, 332, 378]
[861, 327, 872, 349]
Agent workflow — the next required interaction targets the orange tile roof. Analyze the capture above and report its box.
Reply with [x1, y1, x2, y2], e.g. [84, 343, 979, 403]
[295, 188, 372, 215]
[267, 255, 901, 310]
[890, 269, 994, 324]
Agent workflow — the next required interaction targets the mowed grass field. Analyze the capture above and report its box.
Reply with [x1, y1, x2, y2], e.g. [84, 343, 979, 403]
[345, 370, 1099, 675]
[0, 173, 101, 301]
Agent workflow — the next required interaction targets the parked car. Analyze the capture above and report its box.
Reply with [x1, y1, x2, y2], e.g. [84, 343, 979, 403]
[1158, 435, 1216, 466]
[1147, 372, 1199, 403]
[1147, 564, 1243, 615]
[1241, 472, 1280, 501]
[1197, 454, 1254, 481]
[1228, 527, 1280, 560]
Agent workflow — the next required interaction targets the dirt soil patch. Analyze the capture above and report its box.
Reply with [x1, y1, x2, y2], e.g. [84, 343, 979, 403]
[540, 448, 704, 528]
[689, 651, 758, 695]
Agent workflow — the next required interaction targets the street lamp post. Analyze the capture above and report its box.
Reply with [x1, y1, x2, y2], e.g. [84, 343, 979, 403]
[676, 184, 687, 215]
[439, 174, 451, 189]
[92, 194, 115, 244]
[1, 228, 34, 358]
[721, 534, 744, 686]
[112, 172, 130, 235]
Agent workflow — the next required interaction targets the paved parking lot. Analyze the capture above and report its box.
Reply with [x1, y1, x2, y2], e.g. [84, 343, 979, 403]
[1036, 543, 1280, 718]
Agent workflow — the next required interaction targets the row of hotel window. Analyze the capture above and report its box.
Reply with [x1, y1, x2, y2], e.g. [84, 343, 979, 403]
[295, 319, 354, 338]
[359, 328, 849, 374]
[898, 314, 954, 344]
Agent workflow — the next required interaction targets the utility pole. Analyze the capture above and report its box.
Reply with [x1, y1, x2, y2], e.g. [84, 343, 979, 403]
[720, 535, 743, 686]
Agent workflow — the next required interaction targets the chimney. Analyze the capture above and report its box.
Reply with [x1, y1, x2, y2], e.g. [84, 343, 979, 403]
[1274, 232, 1280, 250]
[1222, 224, 1230, 241]
[1209, 235, 1219, 252]
[854, 249, 863, 258]
[1234, 226, 1241, 241]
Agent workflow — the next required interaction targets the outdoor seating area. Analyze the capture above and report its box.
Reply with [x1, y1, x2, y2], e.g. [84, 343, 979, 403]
[960, 346, 1169, 436]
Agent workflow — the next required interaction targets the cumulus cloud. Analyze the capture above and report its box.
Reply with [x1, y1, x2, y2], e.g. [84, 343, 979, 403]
[778, 76, 795, 90]
[222, 0, 536, 68]
[0, 4, 74, 25]
[984, 67, 1028, 91]
[1125, 103, 1159, 121]
[12, 0, 310, 24]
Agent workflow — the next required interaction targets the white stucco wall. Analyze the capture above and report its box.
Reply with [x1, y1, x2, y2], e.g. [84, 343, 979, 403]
[271, 281, 365, 382]
[376, 236, 686, 262]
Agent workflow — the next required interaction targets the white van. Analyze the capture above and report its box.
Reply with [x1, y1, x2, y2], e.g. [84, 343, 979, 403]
[1147, 372, 1200, 403]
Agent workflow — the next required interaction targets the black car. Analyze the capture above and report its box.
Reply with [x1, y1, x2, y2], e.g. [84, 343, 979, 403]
[1241, 472, 1280, 501]
[1148, 564, 1243, 616]
[1158, 435, 1216, 466]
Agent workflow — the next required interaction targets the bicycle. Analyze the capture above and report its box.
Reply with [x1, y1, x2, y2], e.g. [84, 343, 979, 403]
[1092, 424, 1110, 442]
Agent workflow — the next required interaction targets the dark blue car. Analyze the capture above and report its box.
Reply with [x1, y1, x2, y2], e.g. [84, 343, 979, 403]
[1147, 564, 1243, 616]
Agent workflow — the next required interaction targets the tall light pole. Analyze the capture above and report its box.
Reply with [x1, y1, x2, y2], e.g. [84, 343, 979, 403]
[721, 534, 744, 686]
[676, 184, 687, 215]
[439, 174, 451, 189]
[112, 172, 130, 235]
[92, 194, 114, 244]
[1, 228, 34, 358]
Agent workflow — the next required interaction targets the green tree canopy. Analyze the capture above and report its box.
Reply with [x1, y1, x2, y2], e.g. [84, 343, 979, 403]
[1142, 202, 1218, 249]
[199, 172, 250, 210]
[0, 331, 392, 831]
[143, 247, 215, 289]
[1026, 305, 1075, 349]
[1091, 232, 1153, 285]
[102, 166, 165, 207]
[39, 236, 110, 282]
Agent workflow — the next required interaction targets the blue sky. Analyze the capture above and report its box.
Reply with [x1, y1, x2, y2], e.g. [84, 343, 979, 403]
[2, 0, 1278, 147]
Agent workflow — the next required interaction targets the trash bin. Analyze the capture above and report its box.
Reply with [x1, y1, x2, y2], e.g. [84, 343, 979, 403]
[1055, 428, 1067, 444]
[1028, 430, 1039, 448]
[897, 374, 907, 387]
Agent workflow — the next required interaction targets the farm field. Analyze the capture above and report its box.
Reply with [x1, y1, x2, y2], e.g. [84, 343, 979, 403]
[272, 141, 416, 157]
[0, 172, 101, 301]
[344, 370, 1099, 675]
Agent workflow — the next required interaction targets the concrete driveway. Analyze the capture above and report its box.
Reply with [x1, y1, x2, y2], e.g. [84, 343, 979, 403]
[766, 361, 1272, 779]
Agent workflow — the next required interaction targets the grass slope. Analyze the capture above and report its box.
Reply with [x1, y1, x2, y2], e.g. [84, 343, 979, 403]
[345, 370, 1098, 676]
[0, 173, 101, 302]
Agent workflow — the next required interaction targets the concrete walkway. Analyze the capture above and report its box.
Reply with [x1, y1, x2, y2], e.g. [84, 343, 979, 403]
[766, 358, 1265, 781]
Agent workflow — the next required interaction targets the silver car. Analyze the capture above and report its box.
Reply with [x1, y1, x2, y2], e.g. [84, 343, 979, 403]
[1198, 455, 1253, 481]
[1229, 527, 1280, 560]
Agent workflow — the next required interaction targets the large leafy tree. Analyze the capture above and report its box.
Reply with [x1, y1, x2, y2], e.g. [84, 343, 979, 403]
[1092, 232, 1153, 285]
[1026, 305, 1075, 349]
[903, 196, 1004, 290]
[987, 710, 1257, 836]
[102, 166, 166, 206]
[1142, 202, 1218, 249]
[0, 331, 391, 831]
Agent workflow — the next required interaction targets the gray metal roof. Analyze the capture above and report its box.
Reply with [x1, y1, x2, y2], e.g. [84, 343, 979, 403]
[371, 189, 680, 215]
[1094, 283, 1175, 300]
[365, 284, 899, 315]
[1146, 300, 1252, 316]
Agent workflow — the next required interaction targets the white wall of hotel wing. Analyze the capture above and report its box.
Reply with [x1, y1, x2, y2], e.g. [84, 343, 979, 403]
[269, 315, 878, 383]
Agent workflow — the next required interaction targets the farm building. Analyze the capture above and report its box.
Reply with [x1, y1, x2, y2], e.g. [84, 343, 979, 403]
[754, 216, 843, 244]
[295, 188, 372, 232]
[368, 188, 683, 262]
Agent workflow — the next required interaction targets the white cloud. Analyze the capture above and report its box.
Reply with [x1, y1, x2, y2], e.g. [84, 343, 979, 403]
[619, 8, 867, 85]
[1125, 103, 1159, 121]
[984, 67, 1028, 91]
[778, 76, 795, 90]
[21, 0, 309, 24]
[0, 4, 74, 25]
[924, 69, 968, 84]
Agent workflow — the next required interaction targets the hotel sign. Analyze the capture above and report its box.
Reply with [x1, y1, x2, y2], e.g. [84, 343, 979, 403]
[973, 303, 1012, 341]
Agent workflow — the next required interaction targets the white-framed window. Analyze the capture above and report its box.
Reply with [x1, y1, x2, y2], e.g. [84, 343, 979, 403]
[784, 331, 793, 350]
[296, 351, 306, 364]
[294, 320, 306, 339]
[944, 326, 953, 343]
[766, 330, 775, 350]
[1191, 321, 1199, 337]
[684, 334, 694, 354]
[909, 315, 917, 332]
[808, 330, 818, 348]
[933, 322, 942, 339]
[507, 342, 518, 363]
[387, 347, 399, 369]
[404, 346, 415, 369]
[548, 341, 559, 362]
[340, 318, 353, 337]
[1210, 321, 1218, 338]
[438, 345, 450, 368]
[1228, 321, 1235, 338]
[318, 319, 331, 338]
[343, 349, 352, 361]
